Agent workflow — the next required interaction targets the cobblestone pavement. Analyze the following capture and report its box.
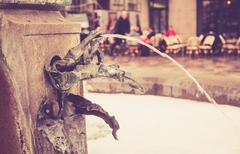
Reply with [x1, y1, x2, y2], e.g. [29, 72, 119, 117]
[86, 56, 240, 106]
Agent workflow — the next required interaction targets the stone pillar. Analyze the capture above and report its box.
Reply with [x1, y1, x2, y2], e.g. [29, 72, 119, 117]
[168, 0, 197, 41]
[0, 10, 87, 154]
[140, 0, 150, 29]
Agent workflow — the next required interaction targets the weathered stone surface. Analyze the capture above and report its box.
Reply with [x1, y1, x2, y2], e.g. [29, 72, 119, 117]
[87, 78, 240, 106]
[0, 57, 24, 154]
[0, 10, 87, 154]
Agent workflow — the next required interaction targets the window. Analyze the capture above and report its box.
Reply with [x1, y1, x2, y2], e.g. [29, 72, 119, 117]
[149, 0, 168, 33]
[128, 0, 140, 11]
[112, 0, 125, 11]
[199, 0, 240, 37]
[97, 0, 110, 10]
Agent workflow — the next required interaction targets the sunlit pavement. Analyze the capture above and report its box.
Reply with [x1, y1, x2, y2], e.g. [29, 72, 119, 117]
[85, 92, 240, 154]
[103, 56, 240, 82]
[87, 56, 240, 105]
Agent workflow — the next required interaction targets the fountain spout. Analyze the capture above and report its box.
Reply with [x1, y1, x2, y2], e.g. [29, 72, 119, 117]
[37, 30, 144, 153]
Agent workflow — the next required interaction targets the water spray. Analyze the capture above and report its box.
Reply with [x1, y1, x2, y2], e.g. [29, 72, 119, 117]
[101, 34, 240, 139]
[102, 34, 217, 105]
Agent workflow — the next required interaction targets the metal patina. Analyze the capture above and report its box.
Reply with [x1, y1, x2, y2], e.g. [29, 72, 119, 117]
[37, 30, 144, 153]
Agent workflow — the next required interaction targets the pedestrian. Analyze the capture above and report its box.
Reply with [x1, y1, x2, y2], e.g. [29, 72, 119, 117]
[106, 13, 117, 33]
[110, 11, 130, 56]
[130, 26, 141, 37]
[201, 31, 222, 55]
[139, 27, 155, 56]
[146, 27, 156, 39]
[92, 12, 100, 30]
[164, 26, 176, 37]
[105, 13, 117, 46]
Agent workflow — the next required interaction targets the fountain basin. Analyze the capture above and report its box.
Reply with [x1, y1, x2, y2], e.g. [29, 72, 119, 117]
[85, 93, 240, 154]
[86, 56, 240, 106]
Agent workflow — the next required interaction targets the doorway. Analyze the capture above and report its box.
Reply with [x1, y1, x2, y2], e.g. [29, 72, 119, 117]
[149, 0, 168, 33]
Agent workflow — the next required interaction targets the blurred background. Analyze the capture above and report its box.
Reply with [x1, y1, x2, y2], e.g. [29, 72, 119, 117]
[0, 0, 239, 153]
[61, 0, 240, 57]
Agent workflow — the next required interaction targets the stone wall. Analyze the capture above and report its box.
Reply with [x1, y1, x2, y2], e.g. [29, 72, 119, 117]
[140, 0, 150, 29]
[0, 10, 86, 154]
[169, 0, 197, 41]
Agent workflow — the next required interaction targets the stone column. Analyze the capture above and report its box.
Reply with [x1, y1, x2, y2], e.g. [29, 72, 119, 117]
[168, 0, 197, 41]
[0, 10, 87, 154]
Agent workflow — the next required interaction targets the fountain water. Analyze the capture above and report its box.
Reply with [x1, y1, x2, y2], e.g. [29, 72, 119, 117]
[101, 34, 240, 139]
[102, 34, 216, 104]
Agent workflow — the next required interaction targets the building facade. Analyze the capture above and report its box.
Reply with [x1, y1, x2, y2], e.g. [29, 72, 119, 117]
[96, 0, 197, 40]
[71, 0, 197, 40]
[71, 0, 240, 40]
[0, 0, 238, 40]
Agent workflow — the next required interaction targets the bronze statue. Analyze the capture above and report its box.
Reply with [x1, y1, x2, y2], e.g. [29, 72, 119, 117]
[37, 30, 144, 153]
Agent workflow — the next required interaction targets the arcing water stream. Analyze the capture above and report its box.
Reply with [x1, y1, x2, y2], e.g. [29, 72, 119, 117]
[101, 34, 240, 137]
[102, 34, 216, 104]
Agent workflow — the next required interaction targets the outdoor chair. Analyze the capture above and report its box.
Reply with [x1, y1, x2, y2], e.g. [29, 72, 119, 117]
[163, 36, 171, 53]
[150, 33, 164, 48]
[199, 35, 215, 55]
[219, 35, 238, 55]
[186, 36, 200, 56]
[199, 34, 204, 42]
[237, 38, 240, 55]
[176, 35, 186, 51]
[126, 35, 140, 56]
[166, 35, 185, 54]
